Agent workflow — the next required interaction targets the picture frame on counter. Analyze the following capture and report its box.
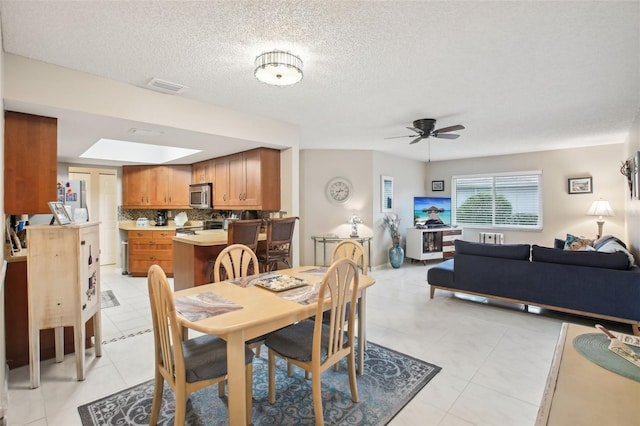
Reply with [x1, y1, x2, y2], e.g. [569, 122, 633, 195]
[48, 201, 72, 225]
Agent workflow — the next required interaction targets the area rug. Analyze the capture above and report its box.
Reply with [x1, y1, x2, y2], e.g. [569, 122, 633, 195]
[78, 342, 441, 425]
[101, 290, 120, 309]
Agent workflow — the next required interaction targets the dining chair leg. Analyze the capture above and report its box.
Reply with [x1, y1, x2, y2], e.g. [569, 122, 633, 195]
[347, 350, 359, 402]
[287, 361, 293, 377]
[149, 372, 163, 425]
[175, 386, 187, 426]
[218, 381, 225, 397]
[268, 350, 276, 404]
[311, 367, 324, 426]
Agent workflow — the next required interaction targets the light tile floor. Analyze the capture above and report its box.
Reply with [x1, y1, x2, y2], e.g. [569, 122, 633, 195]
[6, 262, 630, 425]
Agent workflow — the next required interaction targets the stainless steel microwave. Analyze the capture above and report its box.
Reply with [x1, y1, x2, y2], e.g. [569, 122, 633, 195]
[189, 183, 212, 208]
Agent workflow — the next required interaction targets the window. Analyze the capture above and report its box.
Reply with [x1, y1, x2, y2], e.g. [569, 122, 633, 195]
[452, 171, 542, 229]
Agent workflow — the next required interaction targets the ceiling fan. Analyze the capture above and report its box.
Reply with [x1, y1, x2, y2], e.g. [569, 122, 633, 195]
[386, 118, 465, 144]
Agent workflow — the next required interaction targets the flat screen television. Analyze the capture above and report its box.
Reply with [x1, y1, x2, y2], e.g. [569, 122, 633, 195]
[414, 196, 452, 227]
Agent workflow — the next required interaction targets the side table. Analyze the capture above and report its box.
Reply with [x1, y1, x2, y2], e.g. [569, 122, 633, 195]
[311, 236, 372, 271]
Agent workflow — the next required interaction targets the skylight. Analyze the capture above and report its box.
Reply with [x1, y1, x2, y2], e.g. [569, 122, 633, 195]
[80, 139, 201, 164]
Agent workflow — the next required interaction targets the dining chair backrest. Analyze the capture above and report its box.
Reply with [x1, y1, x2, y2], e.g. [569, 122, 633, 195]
[213, 243, 259, 282]
[148, 264, 187, 388]
[258, 216, 298, 272]
[226, 219, 262, 252]
[314, 257, 359, 362]
[331, 240, 368, 276]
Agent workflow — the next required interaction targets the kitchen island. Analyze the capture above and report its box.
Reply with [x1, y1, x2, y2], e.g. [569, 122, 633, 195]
[173, 229, 266, 290]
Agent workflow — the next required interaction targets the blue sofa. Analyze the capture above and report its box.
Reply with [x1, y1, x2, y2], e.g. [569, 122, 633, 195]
[427, 240, 640, 335]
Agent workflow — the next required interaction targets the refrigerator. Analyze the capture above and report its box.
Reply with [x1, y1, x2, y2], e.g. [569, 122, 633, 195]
[58, 180, 88, 222]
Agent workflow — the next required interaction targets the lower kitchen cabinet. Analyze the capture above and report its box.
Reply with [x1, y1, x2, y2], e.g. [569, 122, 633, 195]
[406, 227, 463, 263]
[128, 229, 176, 276]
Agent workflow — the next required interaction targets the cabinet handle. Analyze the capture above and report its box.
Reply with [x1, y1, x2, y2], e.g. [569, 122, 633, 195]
[81, 240, 86, 245]
[149, 240, 155, 244]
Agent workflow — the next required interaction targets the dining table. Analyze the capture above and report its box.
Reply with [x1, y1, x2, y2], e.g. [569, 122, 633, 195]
[173, 265, 376, 425]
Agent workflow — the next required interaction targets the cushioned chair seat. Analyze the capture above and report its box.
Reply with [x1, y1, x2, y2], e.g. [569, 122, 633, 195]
[182, 334, 254, 383]
[265, 320, 348, 362]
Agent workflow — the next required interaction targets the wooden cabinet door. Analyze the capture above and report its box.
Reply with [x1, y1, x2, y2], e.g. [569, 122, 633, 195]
[148, 166, 170, 206]
[242, 149, 261, 206]
[4, 111, 57, 214]
[169, 165, 191, 207]
[228, 153, 245, 205]
[213, 157, 230, 206]
[192, 161, 206, 183]
[122, 165, 151, 207]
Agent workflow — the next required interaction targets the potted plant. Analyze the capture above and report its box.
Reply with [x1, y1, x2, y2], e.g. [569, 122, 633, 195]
[383, 213, 404, 268]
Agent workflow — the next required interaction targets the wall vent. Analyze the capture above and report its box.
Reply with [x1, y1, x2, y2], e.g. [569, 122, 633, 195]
[479, 232, 504, 244]
[147, 78, 188, 94]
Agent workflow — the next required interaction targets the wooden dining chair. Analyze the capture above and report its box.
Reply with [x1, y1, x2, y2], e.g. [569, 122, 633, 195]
[257, 217, 298, 272]
[265, 258, 360, 426]
[147, 264, 254, 425]
[213, 244, 266, 355]
[213, 243, 259, 283]
[324, 239, 368, 371]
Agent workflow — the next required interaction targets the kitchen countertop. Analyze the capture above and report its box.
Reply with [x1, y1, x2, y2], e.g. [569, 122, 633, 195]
[118, 220, 203, 231]
[173, 229, 267, 246]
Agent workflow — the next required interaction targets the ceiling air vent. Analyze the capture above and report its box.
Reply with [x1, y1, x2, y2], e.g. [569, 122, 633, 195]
[147, 78, 188, 94]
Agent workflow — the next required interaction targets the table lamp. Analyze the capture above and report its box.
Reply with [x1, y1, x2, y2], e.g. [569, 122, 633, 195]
[349, 215, 362, 238]
[587, 199, 614, 238]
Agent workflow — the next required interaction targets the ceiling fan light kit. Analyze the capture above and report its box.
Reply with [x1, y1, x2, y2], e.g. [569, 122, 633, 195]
[254, 50, 303, 86]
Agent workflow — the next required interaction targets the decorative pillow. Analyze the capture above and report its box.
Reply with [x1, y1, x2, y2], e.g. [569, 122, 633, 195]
[563, 234, 594, 251]
[593, 235, 635, 267]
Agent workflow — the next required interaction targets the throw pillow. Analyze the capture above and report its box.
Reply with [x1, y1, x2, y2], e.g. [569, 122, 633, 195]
[564, 234, 595, 251]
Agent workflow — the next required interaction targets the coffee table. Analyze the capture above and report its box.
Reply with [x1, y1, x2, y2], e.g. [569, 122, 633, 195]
[536, 322, 640, 425]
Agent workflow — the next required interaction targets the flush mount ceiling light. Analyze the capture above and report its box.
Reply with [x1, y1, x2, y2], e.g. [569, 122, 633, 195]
[254, 50, 303, 86]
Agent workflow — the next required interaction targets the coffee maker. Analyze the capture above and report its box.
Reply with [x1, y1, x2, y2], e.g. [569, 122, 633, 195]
[155, 210, 168, 226]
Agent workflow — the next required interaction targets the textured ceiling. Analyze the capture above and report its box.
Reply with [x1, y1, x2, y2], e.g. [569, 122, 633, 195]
[0, 0, 639, 165]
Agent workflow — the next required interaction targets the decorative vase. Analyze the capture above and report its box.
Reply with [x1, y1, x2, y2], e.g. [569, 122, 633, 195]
[389, 243, 404, 268]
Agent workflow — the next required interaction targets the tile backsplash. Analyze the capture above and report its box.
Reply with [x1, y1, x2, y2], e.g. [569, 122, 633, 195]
[118, 208, 278, 221]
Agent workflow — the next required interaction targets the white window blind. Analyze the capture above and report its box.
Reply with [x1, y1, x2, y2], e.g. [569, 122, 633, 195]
[452, 171, 542, 229]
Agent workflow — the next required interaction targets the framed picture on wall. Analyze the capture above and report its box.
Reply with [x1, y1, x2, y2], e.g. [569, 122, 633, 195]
[567, 177, 592, 194]
[432, 180, 444, 191]
[381, 175, 393, 212]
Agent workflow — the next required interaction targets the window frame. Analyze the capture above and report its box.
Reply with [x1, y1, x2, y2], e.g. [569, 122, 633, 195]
[451, 170, 543, 230]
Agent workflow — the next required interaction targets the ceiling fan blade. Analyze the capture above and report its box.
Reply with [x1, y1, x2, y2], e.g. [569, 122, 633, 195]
[434, 124, 465, 133]
[406, 127, 424, 134]
[433, 133, 460, 139]
[384, 134, 419, 140]
[409, 136, 424, 144]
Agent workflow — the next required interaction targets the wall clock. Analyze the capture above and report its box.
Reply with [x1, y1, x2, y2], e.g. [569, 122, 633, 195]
[326, 177, 353, 204]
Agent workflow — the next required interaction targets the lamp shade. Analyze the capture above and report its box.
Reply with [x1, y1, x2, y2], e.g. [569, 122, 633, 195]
[587, 200, 614, 217]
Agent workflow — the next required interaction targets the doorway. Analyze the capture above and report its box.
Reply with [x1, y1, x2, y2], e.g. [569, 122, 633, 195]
[69, 167, 118, 265]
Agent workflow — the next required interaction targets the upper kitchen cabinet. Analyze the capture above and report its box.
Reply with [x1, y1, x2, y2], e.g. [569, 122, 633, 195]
[191, 159, 215, 184]
[122, 165, 191, 209]
[4, 111, 57, 214]
[213, 148, 280, 210]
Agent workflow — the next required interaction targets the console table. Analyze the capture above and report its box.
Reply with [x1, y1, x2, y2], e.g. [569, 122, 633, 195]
[406, 227, 462, 264]
[311, 236, 372, 271]
[536, 322, 640, 425]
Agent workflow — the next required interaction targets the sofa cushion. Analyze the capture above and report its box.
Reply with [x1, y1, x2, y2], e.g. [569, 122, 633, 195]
[563, 234, 594, 251]
[427, 259, 455, 288]
[531, 245, 630, 270]
[593, 235, 635, 267]
[455, 239, 531, 260]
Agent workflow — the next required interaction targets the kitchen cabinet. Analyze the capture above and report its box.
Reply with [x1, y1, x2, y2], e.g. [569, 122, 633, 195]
[191, 159, 215, 184]
[27, 222, 102, 387]
[4, 111, 57, 214]
[128, 229, 176, 276]
[213, 148, 280, 210]
[122, 165, 191, 209]
[406, 227, 462, 263]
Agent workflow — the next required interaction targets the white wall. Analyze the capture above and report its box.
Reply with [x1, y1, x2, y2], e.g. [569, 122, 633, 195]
[300, 149, 429, 268]
[624, 109, 640, 259]
[424, 144, 627, 246]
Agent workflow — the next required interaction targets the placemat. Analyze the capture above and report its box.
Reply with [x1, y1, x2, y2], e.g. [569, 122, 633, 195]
[174, 292, 242, 321]
[573, 333, 640, 383]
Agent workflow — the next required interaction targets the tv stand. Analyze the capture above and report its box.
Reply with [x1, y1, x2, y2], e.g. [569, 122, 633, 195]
[406, 227, 462, 264]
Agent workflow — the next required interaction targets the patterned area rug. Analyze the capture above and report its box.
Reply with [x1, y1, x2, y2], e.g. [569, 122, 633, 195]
[78, 342, 441, 425]
[101, 290, 120, 309]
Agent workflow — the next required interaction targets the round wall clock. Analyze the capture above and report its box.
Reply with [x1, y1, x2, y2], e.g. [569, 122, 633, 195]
[326, 177, 353, 204]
